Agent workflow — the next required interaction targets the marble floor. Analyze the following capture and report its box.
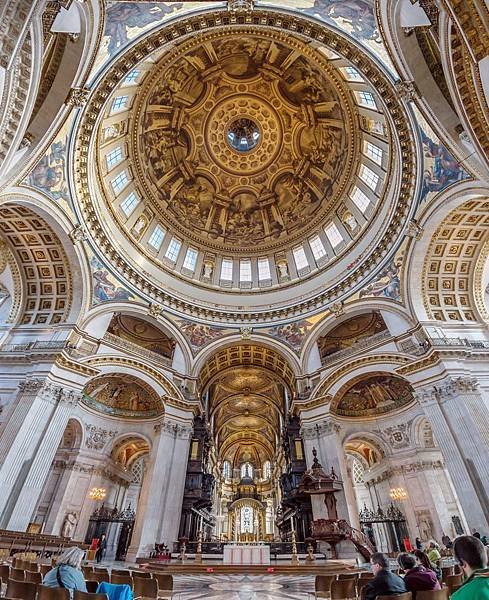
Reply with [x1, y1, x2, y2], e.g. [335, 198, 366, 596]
[170, 575, 316, 599]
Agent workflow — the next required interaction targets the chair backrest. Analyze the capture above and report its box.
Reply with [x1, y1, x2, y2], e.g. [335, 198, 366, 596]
[11, 568, 25, 581]
[92, 571, 110, 583]
[94, 568, 108, 574]
[152, 572, 173, 591]
[416, 589, 449, 600]
[37, 584, 71, 600]
[315, 574, 335, 592]
[0, 564, 10, 580]
[6, 578, 38, 600]
[132, 570, 152, 578]
[25, 570, 42, 583]
[110, 573, 133, 587]
[338, 573, 358, 580]
[133, 576, 158, 599]
[74, 591, 109, 600]
[85, 580, 99, 593]
[376, 593, 412, 600]
[111, 569, 131, 576]
[331, 578, 356, 600]
[446, 573, 463, 592]
[82, 566, 94, 578]
[40, 565, 52, 577]
[441, 566, 453, 580]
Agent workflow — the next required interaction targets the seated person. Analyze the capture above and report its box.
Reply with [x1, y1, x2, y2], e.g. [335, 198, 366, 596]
[398, 552, 441, 598]
[452, 535, 489, 599]
[427, 541, 441, 564]
[43, 547, 87, 597]
[363, 552, 407, 600]
[414, 549, 441, 580]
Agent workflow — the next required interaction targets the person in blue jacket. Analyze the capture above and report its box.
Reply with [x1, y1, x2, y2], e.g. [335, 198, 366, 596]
[43, 547, 87, 598]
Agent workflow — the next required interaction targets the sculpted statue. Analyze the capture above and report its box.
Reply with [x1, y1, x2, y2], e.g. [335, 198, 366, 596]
[61, 512, 78, 538]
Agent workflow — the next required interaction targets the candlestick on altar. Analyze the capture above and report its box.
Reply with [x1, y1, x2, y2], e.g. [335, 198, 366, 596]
[290, 529, 299, 565]
[194, 528, 203, 564]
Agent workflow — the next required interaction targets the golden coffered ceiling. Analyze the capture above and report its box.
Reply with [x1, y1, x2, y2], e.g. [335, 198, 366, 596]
[203, 346, 289, 467]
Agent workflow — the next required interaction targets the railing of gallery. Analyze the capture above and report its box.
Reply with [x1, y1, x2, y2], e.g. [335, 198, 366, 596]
[102, 332, 173, 367]
[428, 337, 489, 349]
[320, 330, 391, 367]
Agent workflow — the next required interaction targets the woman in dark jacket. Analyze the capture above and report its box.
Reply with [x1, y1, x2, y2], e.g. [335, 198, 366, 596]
[414, 549, 442, 580]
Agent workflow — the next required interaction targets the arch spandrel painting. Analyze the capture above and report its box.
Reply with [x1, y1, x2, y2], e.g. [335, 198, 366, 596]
[334, 374, 414, 418]
[83, 374, 163, 418]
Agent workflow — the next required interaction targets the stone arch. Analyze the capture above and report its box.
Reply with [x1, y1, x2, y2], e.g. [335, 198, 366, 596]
[405, 182, 489, 323]
[343, 431, 388, 466]
[78, 302, 193, 373]
[109, 433, 152, 469]
[60, 418, 84, 450]
[412, 415, 437, 450]
[0, 189, 90, 326]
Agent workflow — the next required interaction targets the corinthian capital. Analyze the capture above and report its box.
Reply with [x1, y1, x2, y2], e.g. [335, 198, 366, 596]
[451, 376, 479, 393]
[157, 418, 193, 439]
[301, 418, 340, 439]
[18, 378, 44, 393]
[39, 380, 64, 403]
[60, 388, 83, 406]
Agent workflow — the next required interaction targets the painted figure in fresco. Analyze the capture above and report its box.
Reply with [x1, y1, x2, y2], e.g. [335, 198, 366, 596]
[179, 322, 225, 349]
[92, 268, 134, 303]
[28, 139, 68, 201]
[419, 129, 465, 201]
[359, 258, 401, 301]
[303, 0, 381, 43]
[105, 2, 183, 56]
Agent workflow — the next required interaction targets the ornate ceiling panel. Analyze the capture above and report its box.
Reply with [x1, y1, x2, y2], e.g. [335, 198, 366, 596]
[422, 199, 489, 321]
[71, 8, 418, 322]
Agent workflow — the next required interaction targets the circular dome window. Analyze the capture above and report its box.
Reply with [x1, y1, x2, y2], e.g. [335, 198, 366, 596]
[227, 118, 261, 152]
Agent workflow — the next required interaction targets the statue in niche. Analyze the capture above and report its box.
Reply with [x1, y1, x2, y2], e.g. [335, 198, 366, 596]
[341, 210, 358, 232]
[61, 512, 78, 538]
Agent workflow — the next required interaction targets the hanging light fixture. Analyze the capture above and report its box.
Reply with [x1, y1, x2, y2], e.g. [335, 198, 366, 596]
[88, 487, 107, 500]
[389, 487, 407, 501]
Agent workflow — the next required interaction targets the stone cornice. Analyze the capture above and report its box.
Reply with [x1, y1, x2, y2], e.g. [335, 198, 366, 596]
[365, 459, 444, 486]
[52, 458, 131, 488]
[154, 418, 193, 439]
[301, 418, 340, 439]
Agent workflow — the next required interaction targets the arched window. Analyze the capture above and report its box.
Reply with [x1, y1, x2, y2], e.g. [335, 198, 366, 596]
[263, 460, 271, 480]
[222, 460, 232, 480]
[352, 458, 365, 485]
[240, 462, 253, 479]
[131, 456, 146, 485]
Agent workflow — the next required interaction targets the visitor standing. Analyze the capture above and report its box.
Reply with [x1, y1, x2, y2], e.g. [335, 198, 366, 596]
[96, 533, 107, 563]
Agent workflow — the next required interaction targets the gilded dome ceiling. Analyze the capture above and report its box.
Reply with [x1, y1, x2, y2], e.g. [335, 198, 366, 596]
[72, 8, 418, 322]
[134, 32, 352, 252]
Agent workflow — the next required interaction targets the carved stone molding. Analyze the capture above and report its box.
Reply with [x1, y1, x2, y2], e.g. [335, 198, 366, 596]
[155, 418, 193, 439]
[365, 459, 444, 486]
[18, 378, 44, 394]
[395, 80, 418, 102]
[405, 219, 423, 240]
[301, 419, 340, 440]
[69, 224, 88, 244]
[66, 87, 90, 107]
[52, 459, 130, 487]
[148, 303, 164, 318]
[228, 0, 254, 12]
[381, 420, 413, 449]
[85, 424, 118, 450]
[414, 376, 480, 405]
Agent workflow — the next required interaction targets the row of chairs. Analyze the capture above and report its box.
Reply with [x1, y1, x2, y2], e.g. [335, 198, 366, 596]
[1, 579, 106, 600]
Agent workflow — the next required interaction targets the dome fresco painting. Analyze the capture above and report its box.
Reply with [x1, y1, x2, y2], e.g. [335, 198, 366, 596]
[0, 0, 488, 578]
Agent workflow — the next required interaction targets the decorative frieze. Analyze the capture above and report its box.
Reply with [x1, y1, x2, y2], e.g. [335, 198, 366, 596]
[52, 459, 130, 487]
[66, 87, 90, 107]
[381, 421, 413, 449]
[301, 419, 340, 440]
[415, 376, 480, 406]
[365, 459, 444, 486]
[155, 419, 193, 439]
[85, 424, 118, 450]
[69, 224, 88, 244]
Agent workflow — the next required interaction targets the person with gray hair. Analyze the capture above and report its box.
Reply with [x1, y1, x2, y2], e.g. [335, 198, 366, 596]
[43, 547, 87, 596]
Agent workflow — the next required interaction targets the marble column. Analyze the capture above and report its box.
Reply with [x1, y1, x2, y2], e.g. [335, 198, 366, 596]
[0, 379, 81, 529]
[415, 380, 489, 530]
[126, 416, 192, 560]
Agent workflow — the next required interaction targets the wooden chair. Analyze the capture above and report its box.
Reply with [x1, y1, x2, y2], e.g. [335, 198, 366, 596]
[110, 573, 133, 587]
[74, 592, 109, 600]
[27, 562, 39, 572]
[331, 578, 356, 599]
[6, 578, 38, 600]
[37, 584, 71, 600]
[25, 570, 42, 583]
[111, 569, 131, 576]
[440, 566, 453, 581]
[446, 574, 463, 594]
[132, 570, 152, 578]
[92, 571, 110, 584]
[11, 568, 25, 581]
[82, 566, 94, 578]
[0, 564, 10, 580]
[315, 574, 335, 598]
[93, 567, 109, 574]
[377, 594, 412, 600]
[338, 573, 357, 580]
[85, 580, 99, 593]
[416, 590, 449, 600]
[152, 572, 172, 593]
[133, 576, 158, 599]
[357, 578, 373, 596]
[40, 565, 52, 577]
[454, 564, 462, 575]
